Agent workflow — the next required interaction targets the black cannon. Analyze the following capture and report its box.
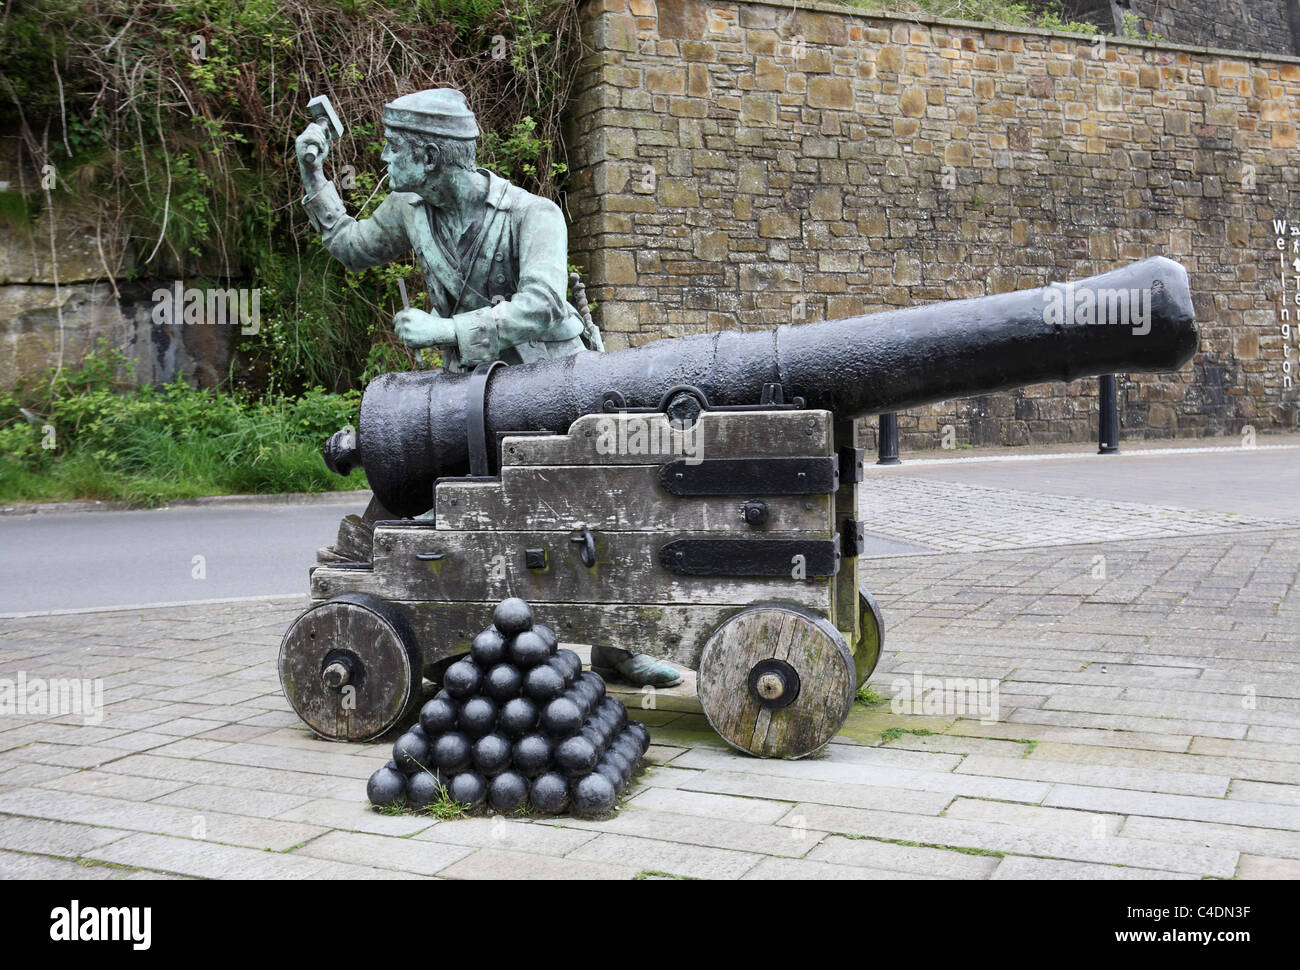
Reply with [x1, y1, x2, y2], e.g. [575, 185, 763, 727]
[282, 256, 1197, 757]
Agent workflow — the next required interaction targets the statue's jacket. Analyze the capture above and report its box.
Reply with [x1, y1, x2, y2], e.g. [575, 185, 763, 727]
[303, 169, 594, 371]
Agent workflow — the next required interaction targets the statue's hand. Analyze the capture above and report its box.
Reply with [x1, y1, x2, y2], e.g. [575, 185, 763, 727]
[295, 124, 329, 180]
[394, 308, 454, 349]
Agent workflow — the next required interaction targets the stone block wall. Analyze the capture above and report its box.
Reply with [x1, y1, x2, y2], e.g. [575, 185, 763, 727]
[565, 0, 1300, 449]
[0, 137, 237, 390]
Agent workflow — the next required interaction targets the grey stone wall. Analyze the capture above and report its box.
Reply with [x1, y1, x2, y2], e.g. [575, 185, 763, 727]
[0, 137, 236, 390]
[1121, 0, 1298, 57]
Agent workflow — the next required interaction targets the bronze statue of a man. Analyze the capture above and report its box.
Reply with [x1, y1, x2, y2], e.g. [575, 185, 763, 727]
[295, 88, 681, 688]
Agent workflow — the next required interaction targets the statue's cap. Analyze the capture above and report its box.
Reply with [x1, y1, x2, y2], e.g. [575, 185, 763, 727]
[382, 89, 479, 139]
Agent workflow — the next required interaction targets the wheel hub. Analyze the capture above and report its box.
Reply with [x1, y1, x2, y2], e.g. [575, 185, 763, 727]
[747, 658, 801, 710]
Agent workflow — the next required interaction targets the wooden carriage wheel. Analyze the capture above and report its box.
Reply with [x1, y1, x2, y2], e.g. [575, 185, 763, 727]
[278, 593, 422, 742]
[855, 588, 885, 689]
[696, 603, 856, 759]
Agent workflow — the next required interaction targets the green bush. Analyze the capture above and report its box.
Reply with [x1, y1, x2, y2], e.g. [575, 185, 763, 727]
[0, 343, 366, 505]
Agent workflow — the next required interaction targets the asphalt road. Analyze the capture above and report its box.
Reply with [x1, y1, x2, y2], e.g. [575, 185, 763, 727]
[2, 442, 1295, 615]
[0, 498, 362, 615]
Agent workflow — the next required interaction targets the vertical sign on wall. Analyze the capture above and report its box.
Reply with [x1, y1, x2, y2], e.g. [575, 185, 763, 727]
[1277, 218, 1296, 392]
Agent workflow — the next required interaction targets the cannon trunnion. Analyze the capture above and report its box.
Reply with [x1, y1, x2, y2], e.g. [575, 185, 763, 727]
[282, 403, 883, 758]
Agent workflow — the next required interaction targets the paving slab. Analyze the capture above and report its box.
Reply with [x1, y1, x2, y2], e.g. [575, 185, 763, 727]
[1, 457, 1297, 879]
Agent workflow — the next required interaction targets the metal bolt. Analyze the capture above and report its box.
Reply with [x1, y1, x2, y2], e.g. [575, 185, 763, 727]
[756, 673, 784, 700]
[322, 662, 350, 689]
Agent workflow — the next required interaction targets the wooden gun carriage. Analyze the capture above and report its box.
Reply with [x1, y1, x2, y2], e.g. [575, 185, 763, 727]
[280, 257, 1199, 759]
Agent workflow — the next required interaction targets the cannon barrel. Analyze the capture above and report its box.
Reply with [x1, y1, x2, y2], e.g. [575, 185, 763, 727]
[346, 256, 1197, 517]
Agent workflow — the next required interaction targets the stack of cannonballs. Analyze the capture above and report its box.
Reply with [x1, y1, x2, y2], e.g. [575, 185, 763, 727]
[366, 597, 651, 818]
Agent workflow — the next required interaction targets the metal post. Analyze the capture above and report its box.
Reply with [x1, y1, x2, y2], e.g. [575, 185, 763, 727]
[1098, 374, 1120, 454]
[877, 412, 901, 465]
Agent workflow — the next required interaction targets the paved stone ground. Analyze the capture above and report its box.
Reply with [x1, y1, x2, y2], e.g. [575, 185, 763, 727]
[859, 477, 1298, 553]
[1, 515, 1298, 879]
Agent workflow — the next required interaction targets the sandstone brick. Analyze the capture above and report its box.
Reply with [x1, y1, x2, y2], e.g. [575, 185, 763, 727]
[658, 179, 699, 207]
[900, 86, 926, 118]
[758, 210, 801, 238]
[808, 76, 853, 110]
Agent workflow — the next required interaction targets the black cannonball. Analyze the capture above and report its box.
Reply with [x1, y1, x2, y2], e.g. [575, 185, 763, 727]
[392, 731, 431, 774]
[555, 735, 600, 777]
[366, 765, 407, 807]
[458, 696, 498, 738]
[512, 733, 553, 778]
[472, 732, 512, 776]
[449, 771, 487, 808]
[406, 770, 444, 809]
[410, 722, 427, 741]
[530, 771, 570, 814]
[420, 696, 458, 736]
[384, 760, 399, 772]
[443, 659, 482, 700]
[554, 648, 582, 680]
[533, 624, 558, 655]
[579, 720, 607, 750]
[571, 772, 617, 817]
[593, 760, 622, 792]
[546, 655, 575, 687]
[485, 663, 523, 702]
[601, 698, 629, 732]
[509, 630, 550, 669]
[604, 748, 632, 785]
[499, 697, 539, 738]
[541, 697, 583, 738]
[433, 731, 472, 774]
[523, 664, 565, 704]
[568, 679, 596, 712]
[435, 688, 453, 703]
[470, 626, 509, 667]
[493, 597, 534, 636]
[580, 671, 607, 705]
[626, 720, 651, 754]
[487, 771, 529, 814]
[613, 734, 641, 765]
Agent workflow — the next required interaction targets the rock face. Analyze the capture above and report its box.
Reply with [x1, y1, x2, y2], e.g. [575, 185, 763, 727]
[0, 136, 237, 389]
[566, 0, 1300, 447]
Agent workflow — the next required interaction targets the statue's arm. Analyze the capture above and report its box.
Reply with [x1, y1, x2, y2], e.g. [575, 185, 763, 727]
[302, 183, 411, 272]
[451, 198, 572, 364]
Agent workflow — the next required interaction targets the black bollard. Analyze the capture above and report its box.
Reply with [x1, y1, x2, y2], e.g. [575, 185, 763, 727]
[1098, 374, 1120, 454]
[877, 412, 901, 465]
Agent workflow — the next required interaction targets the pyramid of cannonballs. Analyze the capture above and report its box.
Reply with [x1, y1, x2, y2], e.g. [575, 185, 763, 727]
[367, 597, 651, 818]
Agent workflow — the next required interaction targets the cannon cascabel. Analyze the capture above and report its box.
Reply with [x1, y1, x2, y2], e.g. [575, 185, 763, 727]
[328, 256, 1197, 517]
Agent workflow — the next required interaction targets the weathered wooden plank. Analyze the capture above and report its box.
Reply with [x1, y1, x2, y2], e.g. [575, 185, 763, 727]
[435, 464, 833, 532]
[328, 494, 395, 562]
[500, 409, 834, 466]
[313, 528, 835, 608]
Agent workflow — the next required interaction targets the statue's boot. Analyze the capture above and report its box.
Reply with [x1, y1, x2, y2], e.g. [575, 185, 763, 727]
[591, 645, 683, 688]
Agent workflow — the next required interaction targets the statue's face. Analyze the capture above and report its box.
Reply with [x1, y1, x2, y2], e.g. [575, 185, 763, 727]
[381, 128, 427, 192]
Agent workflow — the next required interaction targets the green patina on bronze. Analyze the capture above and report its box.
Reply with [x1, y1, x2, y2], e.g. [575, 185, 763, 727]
[296, 88, 601, 373]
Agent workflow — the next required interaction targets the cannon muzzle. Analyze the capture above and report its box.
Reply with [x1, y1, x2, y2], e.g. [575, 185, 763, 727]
[349, 256, 1197, 517]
